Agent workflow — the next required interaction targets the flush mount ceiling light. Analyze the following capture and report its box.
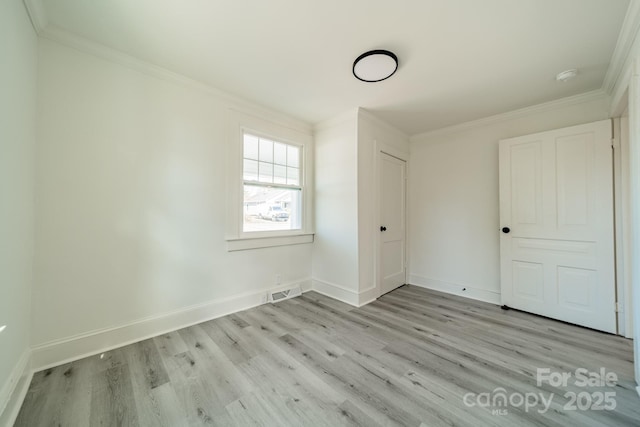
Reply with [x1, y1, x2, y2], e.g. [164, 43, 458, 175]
[353, 49, 398, 82]
[556, 68, 578, 82]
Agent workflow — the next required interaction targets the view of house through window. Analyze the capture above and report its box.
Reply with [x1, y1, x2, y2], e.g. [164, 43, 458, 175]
[243, 133, 302, 232]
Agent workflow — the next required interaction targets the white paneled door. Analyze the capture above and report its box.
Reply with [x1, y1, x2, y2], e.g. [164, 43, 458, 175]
[380, 152, 406, 295]
[499, 120, 616, 333]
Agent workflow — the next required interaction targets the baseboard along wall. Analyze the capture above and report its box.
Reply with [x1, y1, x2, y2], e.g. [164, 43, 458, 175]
[408, 274, 501, 305]
[0, 350, 33, 427]
[2, 275, 506, 423]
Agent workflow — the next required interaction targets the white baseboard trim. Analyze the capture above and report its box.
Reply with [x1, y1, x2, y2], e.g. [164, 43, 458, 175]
[0, 349, 32, 427]
[311, 278, 360, 306]
[408, 275, 501, 305]
[31, 279, 312, 371]
[357, 285, 379, 307]
[310, 279, 378, 307]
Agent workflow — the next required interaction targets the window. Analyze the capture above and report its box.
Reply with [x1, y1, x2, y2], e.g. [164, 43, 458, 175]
[226, 110, 313, 251]
[242, 133, 303, 232]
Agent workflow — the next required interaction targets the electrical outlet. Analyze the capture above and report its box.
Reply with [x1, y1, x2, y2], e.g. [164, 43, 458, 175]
[275, 274, 282, 285]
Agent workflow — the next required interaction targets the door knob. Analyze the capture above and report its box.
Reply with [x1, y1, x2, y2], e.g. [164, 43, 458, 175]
[380, 226, 387, 232]
[502, 227, 510, 234]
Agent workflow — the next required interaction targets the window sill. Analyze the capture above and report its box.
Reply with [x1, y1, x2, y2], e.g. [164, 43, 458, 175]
[226, 233, 314, 252]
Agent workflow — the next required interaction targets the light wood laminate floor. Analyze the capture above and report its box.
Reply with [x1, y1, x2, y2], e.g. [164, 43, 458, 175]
[14, 285, 639, 426]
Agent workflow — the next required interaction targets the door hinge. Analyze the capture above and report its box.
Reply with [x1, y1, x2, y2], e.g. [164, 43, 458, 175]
[615, 302, 622, 313]
[612, 138, 620, 149]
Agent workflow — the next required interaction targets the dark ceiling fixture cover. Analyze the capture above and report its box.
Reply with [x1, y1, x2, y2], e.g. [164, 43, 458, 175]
[352, 49, 398, 82]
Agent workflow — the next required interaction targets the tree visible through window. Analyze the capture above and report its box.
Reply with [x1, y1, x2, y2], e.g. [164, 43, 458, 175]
[242, 133, 302, 232]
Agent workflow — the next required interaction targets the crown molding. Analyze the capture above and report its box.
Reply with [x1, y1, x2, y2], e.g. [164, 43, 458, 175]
[313, 107, 410, 139]
[30, 24, 312, 135]
[313, 109, 359, 132]
[410, 89, 608, 142]
[607, 1, 640, 115]
[22, 0, 47, 35]
[23, 0, 311, 132]
[603, 0, 640, 96]
[22, 0, 632, 137]
[358, 108, 409, 140]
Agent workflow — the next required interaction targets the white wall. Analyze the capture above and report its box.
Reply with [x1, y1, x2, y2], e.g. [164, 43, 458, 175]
[312, 109, 409, 306]
[32, 39, 313, 360]
[357, 110, 410, 302]
[408, 95, 610, 303]
[312, 112, 360, 304]
[0, 0, 37, 420]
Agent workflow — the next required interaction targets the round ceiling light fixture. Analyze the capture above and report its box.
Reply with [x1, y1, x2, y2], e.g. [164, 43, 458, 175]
[353, 49, 398, 82]
[556, 68, 578, 82]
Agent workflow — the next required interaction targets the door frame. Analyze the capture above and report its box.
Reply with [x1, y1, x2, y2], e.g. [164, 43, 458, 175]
[375, 140, 409, 298]
[615, 66, 640, 389]
[613, 114, 633, 338]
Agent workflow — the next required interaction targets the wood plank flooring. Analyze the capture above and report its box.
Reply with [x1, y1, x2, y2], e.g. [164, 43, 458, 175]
[14, 285, 639, 426]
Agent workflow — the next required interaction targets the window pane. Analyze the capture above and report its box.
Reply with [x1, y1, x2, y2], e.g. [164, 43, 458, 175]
[274, 142, 287, 165]
[259, 138, 273, 162]
[243, 185, 302, 232]
[287, 145, 300, 167]
[287, 167, 299, 185]
[258, 162, 273, 183]
[243, 159, 258, 181]
[244, 134, 259, 160]
[274, 164, 287, 184]
[241, 134, 303, 234]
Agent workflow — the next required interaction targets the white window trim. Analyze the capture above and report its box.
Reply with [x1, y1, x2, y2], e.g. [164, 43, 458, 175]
[226, 109, 314, 251]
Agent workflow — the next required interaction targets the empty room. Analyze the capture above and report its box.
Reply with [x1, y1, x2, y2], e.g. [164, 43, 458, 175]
[2, 0, 640, 426]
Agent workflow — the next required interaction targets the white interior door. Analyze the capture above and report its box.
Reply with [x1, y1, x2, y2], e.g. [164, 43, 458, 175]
[380, 152, 406, 295]
[499, 119, 616, 333]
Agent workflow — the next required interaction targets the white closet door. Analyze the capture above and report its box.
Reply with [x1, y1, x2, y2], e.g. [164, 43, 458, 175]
[499, 119, 616, 333]
[380, 152, 406, 295]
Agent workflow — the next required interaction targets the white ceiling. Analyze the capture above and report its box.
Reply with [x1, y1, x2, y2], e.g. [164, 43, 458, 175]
[37, 0, 630, 135]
